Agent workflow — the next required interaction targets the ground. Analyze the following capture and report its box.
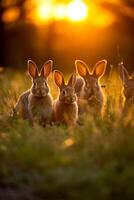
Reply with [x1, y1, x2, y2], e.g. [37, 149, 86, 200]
[0, 69, 134, 200]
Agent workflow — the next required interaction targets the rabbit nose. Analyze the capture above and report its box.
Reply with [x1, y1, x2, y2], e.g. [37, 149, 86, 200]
[66, 96, 71, 101]
[37, 89, 42, 95]
[67, 96, 75, 102]
[37, 88, 45, 95]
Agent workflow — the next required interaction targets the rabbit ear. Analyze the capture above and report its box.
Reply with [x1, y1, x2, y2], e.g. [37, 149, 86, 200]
[68, 73, 76, 87]
[40, 60, 53, 78]
[93, 60, 107, 78]
[118, 65, 129, 83]
[75, 60, 89, 77]
[54, 70, 65, 88]
[27, 60, 39, 78]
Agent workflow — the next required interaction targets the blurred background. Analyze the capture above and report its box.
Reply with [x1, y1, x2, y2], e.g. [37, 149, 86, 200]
[0, 0, 134, 72]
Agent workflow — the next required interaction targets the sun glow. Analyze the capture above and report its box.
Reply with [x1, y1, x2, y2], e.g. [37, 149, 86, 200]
[36, 3, 53, 21]
[54, 4, 66, 20]
[2, 7, 20, 23]
[33, 0, 88, 23]
[67, 0, 88, 22]
[89, 4, 115, 28]
[28, 0, 115, 27]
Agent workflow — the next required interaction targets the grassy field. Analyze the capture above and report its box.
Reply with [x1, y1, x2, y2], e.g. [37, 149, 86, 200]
[0, 68, 134, 200]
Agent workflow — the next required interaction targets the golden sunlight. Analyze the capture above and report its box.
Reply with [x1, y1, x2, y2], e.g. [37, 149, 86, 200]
[2, 7, 20, 23]
[54, 4, 66, 21]
[63, 138, 74, 148]
[27, 0, 116, 27]
[89, 3, 116, 28]
[67, 0, 88, 22]
[36, 2, 53, 22]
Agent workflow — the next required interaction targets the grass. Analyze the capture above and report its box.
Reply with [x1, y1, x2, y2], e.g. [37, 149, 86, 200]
[0, 68, 134, 200]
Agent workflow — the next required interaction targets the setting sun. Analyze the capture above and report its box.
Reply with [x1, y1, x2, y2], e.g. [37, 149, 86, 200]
[28, 0, 116, 27]
[67, 0, 88, 22]
[54, 4, 66, 20]
[36, 3, 53, 21]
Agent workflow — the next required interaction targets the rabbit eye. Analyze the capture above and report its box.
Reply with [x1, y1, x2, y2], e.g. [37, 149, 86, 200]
[62, 90, 66, 95]
[44, 82, 47, 87]
[34, 82, 37, 86]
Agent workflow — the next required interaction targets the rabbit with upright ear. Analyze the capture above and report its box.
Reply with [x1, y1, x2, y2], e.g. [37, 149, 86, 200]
[53, 70, 78, 125]
[118, 64, 134, 112]
[14, 60, 53, 126]
[27, 60, 53, 126]
[75, 59, 107, 115]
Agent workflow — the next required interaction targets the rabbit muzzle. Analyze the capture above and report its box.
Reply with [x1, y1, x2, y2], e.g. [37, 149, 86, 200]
[32, 87, 48, 97]
[60, 95, 76, 104]
[67, 96, 76, 104]
[84, 87, 97, 99]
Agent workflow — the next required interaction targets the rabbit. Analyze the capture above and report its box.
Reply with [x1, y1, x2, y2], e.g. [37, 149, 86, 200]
[53, 70, 78, 126]
[75, 59, 107, 115]
[14, 60, 53, 126]
[118, 63, 134, 112]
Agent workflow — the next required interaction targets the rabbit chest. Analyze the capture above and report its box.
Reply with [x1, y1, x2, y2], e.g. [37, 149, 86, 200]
[54, 100, 78, 122]
[78, 88, 103, 114]
[28, 94, 53, 120]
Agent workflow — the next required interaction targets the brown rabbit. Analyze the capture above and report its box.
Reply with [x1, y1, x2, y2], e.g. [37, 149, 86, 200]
[14, 60, 53, 126]
[118, 64, 134, 112]
[53, 70, 78, 125]
[75, 59, 107, 115]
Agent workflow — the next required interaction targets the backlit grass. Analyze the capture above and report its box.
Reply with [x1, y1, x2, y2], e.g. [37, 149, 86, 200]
[0, 68, 134, 200]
